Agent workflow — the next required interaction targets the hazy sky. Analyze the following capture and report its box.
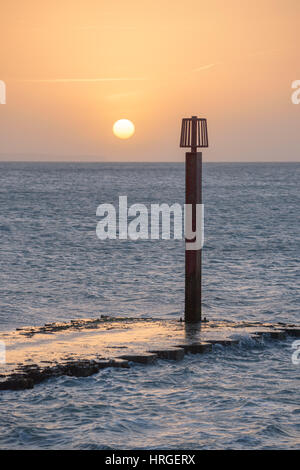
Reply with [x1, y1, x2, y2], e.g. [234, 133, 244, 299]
[0, 0, 299, 161]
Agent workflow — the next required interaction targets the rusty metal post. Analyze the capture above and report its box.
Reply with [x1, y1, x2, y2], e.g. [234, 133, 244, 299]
[185, 150, 202, 322]
[180, 115, 208, 323]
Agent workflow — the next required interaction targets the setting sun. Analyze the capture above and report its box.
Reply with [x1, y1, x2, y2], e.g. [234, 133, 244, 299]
[113, 119, 135, 140]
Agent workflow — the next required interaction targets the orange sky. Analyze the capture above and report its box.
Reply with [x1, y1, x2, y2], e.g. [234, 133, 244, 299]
[0, 0, 299, 161]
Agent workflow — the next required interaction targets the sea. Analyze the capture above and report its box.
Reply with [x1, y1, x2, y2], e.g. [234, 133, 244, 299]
[0, 162, 299, 449]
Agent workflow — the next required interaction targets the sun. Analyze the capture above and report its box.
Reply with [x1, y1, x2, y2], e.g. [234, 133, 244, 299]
[113, 119, 135, 139]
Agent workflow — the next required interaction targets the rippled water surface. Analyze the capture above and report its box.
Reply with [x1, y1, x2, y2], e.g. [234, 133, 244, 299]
[0, 162, 299, 449]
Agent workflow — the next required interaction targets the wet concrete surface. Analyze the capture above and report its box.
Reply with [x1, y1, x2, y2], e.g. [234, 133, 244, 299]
[0, 317, 299, 390]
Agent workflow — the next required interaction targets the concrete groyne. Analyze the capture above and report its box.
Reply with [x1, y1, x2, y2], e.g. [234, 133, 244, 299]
[0, 317, 299, 391]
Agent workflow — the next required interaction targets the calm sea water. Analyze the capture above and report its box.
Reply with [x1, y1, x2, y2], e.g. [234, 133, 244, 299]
[0, 162, 299, 449]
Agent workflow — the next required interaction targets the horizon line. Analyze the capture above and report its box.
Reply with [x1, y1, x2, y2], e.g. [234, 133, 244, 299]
[0, 160, 298, 164]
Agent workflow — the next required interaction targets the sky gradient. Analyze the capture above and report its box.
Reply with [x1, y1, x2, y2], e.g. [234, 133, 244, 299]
[0, 0, 299, 162]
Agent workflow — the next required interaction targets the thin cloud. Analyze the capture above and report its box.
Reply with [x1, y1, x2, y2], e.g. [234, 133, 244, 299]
[19, 77, 147, 83]
[194, 63, 220, 72]
[77, 25, 137, 31]
[194, 49, 283, 73]
[248, 48, 282, 57]
[105, 91, 141, 101]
